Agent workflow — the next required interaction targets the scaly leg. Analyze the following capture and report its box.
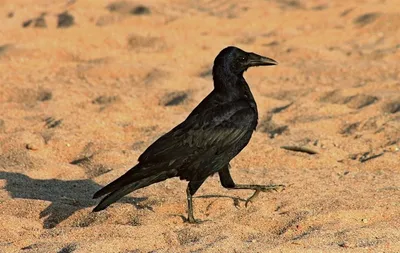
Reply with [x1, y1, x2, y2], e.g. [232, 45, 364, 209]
[186, 179, 206, 223]
[219, 164, 285, 207]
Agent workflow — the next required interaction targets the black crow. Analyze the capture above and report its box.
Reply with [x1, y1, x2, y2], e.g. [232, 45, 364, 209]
[93, 46, 283, 223]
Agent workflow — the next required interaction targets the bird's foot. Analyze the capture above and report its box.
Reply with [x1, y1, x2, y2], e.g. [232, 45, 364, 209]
[241, 184, 286, 207]
[186, 216, 208, 224]
[245, 189, 260, 207]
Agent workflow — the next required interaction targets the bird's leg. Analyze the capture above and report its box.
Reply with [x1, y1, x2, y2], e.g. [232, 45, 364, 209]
[185, 180, 206, 224]
[219, 165, 285, 207]
[186, 186, 197, 223]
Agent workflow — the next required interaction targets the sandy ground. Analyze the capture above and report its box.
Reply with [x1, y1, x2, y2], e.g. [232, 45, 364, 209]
[0, 0, 399, 252]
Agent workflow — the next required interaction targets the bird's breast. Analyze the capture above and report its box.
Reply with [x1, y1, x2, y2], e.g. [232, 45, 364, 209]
[248, 102, 258, 131]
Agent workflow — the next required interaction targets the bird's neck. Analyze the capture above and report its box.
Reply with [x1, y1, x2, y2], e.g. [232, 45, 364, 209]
[213, 70, 255, 102]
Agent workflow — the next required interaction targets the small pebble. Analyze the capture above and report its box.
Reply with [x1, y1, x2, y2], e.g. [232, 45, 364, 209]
[26, 143, 38, 150]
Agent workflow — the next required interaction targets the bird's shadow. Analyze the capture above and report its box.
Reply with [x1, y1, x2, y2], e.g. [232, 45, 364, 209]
[0, 171, 150, 229]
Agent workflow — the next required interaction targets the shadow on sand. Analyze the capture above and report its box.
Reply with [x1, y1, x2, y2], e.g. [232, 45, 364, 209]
[0, 171, 150, 228]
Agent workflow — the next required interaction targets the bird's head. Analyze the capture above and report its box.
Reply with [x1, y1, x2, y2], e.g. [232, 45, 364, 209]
[213, 46, 277, 76]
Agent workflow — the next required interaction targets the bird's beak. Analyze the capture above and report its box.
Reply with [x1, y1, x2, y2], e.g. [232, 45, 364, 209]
[247, 52, 278, 67]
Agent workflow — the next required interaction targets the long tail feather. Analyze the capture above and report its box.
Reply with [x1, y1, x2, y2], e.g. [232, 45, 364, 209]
[92, 171, 170, 212]
[93, 164, 149, 199]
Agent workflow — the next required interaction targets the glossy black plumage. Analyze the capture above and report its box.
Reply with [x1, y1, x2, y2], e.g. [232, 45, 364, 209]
[93, 46, 280, 222]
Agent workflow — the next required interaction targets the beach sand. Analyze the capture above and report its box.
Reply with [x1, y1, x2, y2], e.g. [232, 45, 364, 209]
[0, 0, 399, 252]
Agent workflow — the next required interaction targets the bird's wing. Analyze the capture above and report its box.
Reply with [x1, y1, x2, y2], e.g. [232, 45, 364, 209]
[138, 99, 256, 167]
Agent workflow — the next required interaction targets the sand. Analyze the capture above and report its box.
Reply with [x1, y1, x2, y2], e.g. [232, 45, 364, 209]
[0, 0, 399, 252]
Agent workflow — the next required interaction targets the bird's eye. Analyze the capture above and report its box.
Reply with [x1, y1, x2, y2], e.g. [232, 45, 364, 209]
[239, 56, 247, 62]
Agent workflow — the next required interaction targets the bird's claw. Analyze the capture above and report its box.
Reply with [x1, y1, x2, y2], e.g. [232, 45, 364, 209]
[245, 189, 260, 207]
[186, 217, 208, 224]
[244, 184, 285, 207]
